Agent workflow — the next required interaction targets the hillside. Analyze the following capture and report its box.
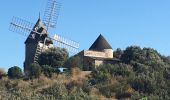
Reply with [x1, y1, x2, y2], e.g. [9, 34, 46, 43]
[0, 46, 170, 100]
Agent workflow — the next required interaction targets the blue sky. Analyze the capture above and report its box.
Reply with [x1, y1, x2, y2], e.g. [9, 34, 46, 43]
[0, 0, 170, 70]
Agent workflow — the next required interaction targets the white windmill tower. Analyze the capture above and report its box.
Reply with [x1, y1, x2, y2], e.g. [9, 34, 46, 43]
[9, 0, 79, 74]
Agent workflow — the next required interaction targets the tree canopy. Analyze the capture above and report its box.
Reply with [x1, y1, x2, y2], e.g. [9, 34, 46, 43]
[7, 66, 22, 79]
[63, 56, 83, 70]
[38, 47, 69, 68]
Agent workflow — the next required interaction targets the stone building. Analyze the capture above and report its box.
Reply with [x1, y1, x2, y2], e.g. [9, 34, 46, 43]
[76, 34, 119, 70]
[24, 18, 53, 74]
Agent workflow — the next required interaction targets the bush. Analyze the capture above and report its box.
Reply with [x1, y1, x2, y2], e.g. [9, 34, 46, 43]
[110, 64, 131, 77]
[42, 65, 53, 78]
[129, 75, 156, 94]
[28, 63, 41, 79]
[68, 88, 94, 100]
[94, 71, 110, 83]
[64, 56, 83, 70]
[94, 64, 131, 78]
[113, 48, 123, 59]
[7, 66, 22, 79]
[41, 82, 68, 99]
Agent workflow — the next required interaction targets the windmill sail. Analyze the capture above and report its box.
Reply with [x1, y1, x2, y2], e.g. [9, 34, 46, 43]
[9, 17, 79, 53]
[43, 0, 61, 30]
[9, 17, 34, 37]
[53, 34, 79, 53]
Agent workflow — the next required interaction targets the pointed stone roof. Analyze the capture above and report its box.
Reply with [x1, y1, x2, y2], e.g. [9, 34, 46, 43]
[25, 18, 50, 44]
[89, 34, 112, 51]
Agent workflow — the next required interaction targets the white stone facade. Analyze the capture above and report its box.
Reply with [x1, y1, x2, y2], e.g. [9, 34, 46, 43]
[84, 49, 113, 59]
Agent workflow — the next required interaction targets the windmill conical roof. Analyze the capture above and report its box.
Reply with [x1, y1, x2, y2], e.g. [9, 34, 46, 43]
[89, 34, 112, 51]
[33, 18, 47, 29]
[25, 18, 51, 44]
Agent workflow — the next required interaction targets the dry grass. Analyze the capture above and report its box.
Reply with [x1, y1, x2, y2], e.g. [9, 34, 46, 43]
[69, 68, 91, 82]
[89, 88, 117, 100]
[0, 68, 6, 78]
[0, 68, 108, 100]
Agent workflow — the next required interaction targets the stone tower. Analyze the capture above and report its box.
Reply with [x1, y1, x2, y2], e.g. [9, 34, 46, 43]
[24, 18, 53, 74]
[89, 34, 113, 58]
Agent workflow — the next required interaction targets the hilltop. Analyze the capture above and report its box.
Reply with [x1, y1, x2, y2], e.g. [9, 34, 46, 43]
[0, 46, 170, 100]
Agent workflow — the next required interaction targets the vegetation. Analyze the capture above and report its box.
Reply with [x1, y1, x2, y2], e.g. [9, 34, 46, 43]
[7, 66, 22, 79]
[0, 46, 170, 99]
[64, 56, 83, 70]
[0, 70, 96, 100]
[90, 46, 170, 99]
[38, 47, 68, 68]
[28, 63, 42, 79]
[41, 65, 53, 78]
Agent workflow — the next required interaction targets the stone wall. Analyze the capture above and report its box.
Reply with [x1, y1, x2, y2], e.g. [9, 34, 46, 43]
[24, 42, 53, 74]
[24, 43, 38, 74]
[84, 49, 113, 59]
[83, 57, 95, 70]
[104, 49, 113, 58]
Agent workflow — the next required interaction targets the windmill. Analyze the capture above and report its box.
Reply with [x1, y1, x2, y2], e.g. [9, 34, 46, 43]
[9, 0, 79, 74]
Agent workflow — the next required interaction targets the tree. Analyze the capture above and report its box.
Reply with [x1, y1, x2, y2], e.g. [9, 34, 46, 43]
[38, 47, 69, 68]
[113, 48, 123, 59]
[28, 63, 42, 79]
[7, 66, 22, 79]
[63, 56, 83, 70]
[120, 46, 142, 63]
[121, 46, 163, 65]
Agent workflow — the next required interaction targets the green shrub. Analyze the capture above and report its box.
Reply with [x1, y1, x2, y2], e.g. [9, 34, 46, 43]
[64, 56, 83, 70]
[110, 64, 131, 77]
[113, 48, 123, 59]
[28, 63, 41, 79]
[42, 65, 53, 78]
[95, 64, 131, 78]
[41, 82, 68, 99]
[68, 88, 94, 100]
[7, 66, 22, 79]
[129, 75, 156, 94]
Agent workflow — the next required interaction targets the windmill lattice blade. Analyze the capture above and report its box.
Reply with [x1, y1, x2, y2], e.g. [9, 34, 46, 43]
[43, 0, 61, 29]
[9, 17, 34, 37]
[52, 34, 79, 53]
